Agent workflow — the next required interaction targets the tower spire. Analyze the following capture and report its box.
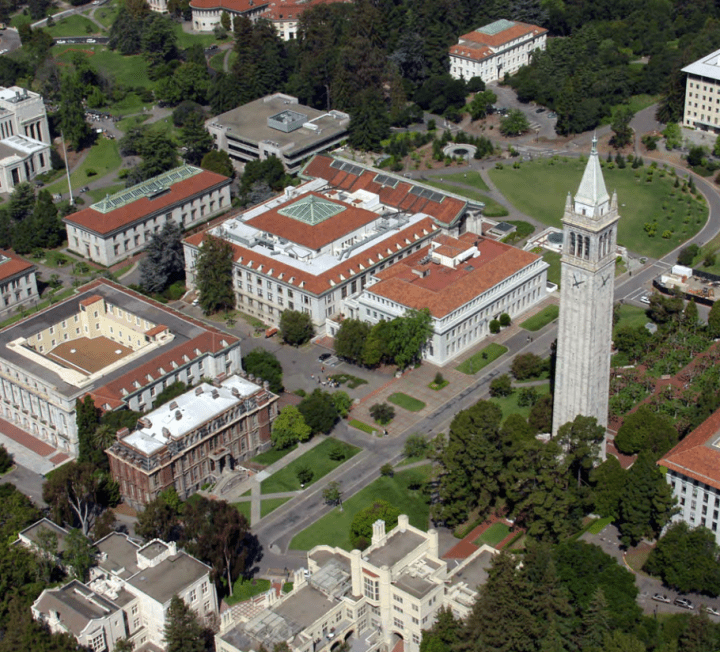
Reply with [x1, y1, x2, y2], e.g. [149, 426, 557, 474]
[574, 133, 609, 212]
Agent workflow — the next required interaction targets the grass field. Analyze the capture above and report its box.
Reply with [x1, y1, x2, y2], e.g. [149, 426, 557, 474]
[387, 392, 426, 412]
[439, 170, 490, 192]
[349, 419, 378, 435]
[587, 516, 614, 535]
[174, 23, 223, 49]
[456, 343, 508, 375]
[489, 158, 707, 258]
[251, 444, 297, 467]
[47, 15, 103, 37]
[234, 501, 251, 521]
[614, 304, 649, 335]
[289, 465, 432, 551]
[425, 179, 509, 217]
[521, 305, 559, 331]
[53, 44, 154, 90]
[262, 497, 291, 517]
[490, 382, 550, 421]
[226, 578, 271, 606]
[260, 438, 360, 494]
[94, 2, 120, 28]
[46, 137, 122, 194]
[543, 250, 562, 287]
[473, 522, 511, 547]
[101, 94, 150, 118]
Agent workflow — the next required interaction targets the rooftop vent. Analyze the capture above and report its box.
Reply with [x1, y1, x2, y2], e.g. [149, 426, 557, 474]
[175, 410, 182, 421]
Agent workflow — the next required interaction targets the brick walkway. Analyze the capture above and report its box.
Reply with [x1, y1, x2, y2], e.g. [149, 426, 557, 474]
[443, 515, 519, 559]
[0, 416, 72, 474]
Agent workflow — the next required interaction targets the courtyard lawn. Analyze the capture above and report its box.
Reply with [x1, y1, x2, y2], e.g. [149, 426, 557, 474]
[116, 114, 150, 133]
[613, 304, 649, 336]
[387, 392, 426, 412]
[424, 179, 509, 217]
[521, 305, 559, 331]
[47, 15, 103, 37]
[45, 137, 122, 194]
[543, 250, 562, 287]
[490, 383, 550, 421]
[261, 497, 291, 518]
[439, 170, 490, 192]
[173, 23, 223, 49]
[473, 521, 511, 547]
[234, 501, 251, 521]
[489, 158, 707, 258]
[456, 343, 508, 375]
[251, 444, 297, 467]
[226, 578, 271, 606]
[289, 464, 432, 551]
[349, 419, 378, 435]
[53, 45, 154, 90]
[260, 438, 360, 495]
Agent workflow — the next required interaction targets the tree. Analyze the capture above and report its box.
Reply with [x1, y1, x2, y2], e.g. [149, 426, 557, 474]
[154, 382, 188, 408]
[296, 463, 314, 485]
[243, 349, 283, 393]
[114, 640, 135, 652]
[31, 190, 63, 249]
[42, 462, 116, 536]
[678, 244, 700, 266]
[139, 220, 185, 294]
[60, 72, 91, 150]
[369, 402, 394, 425]
[350, 499, 400, 549]
[380, 463, 394, 477]
[489, 374, 513, 397]
[489, 319, 501, 334]
[644, 522, 720, 595]
[271, 406, 311, 449]
[165, 595, 205, 652]
[499, 313, 511, 327]
[348, 89, 390, 151]
[76, 395, 101, 465]
[220, 9, 231, 30]
[511, 353, 546, 380]
[421, 606, 461, 652]
[136, 489, 182, 541]
[581, 587, 611, 650]
[404, 434, 428, 459]
[322, 481, 342, 506]
[334, 318, 370, 364]
[556, 415, 605, 487]
[279, 310, 314, 346]
[610, 106, 634, 149]
[617, 450, 677, 546]
[331, 391, 352, 418]
[468, 89, 497, 120]
[195, 234, 235, 315]
[127, 129, 180, 184]
[298, 389, 338, 434]
[500, 109, 530, 136]
[709, 300, 720, 338]
[180, 111, 214, 166]
[201, 149, 234, 177]
[7, 182, 35, 222]
[0, 444, 12, 473]
[590, 456, 627, 518]
[529, 394, 553, 433]
[64, 528, 95, 582]
[614, 405, 678, 458]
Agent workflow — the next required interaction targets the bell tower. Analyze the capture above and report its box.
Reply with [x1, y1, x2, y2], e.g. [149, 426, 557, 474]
[552, 137, 620, 435]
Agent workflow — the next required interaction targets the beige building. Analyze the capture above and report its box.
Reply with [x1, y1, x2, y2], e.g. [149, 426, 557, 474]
[0, 248, 39, 316]
[32, 532, 219, 652]
[64, 165, 232, 267]
[682, 48, 720, 132]
[449, 19, 547, 83]
[216, 516, 497, 652]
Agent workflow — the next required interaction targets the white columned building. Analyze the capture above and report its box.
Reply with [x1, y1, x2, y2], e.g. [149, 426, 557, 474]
[552, 137, 620, 434]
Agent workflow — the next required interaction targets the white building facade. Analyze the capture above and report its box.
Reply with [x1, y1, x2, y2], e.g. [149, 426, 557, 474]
[682, 48, 720, 132]
[0, 249, 39, 316]
[449, 19, 547, 83]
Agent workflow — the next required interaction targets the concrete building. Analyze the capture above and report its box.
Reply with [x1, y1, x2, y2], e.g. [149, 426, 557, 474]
[207, 94, 349, 173]
[0, 248, 39, 317]
[0, 278, 241, 457]
[183, 155, 483, 336]
[32, 532, 219, 652]
[552, 136, 620, 435]
[106, 374, 279, 509]
[449, 19, 547, 83]
[0, 134, 52, 193]
[659, 408, 720, 542]
[216, 515, 497, 652]
[64, 165, 232, 267]
[347, 233, 547, 365]
[682, 48, 720, 132]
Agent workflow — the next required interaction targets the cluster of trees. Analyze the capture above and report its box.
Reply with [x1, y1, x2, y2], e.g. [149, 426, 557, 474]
[138, 220, 186, 295]
[243, 349, 284, 393]
[333, 309, 432, 369]
[614, 405, 678, 459]
[0, 184, 64, 255]
[272, 391, 350, 448]
[119, 124, 179, 186]
[349, 499, 399, 549]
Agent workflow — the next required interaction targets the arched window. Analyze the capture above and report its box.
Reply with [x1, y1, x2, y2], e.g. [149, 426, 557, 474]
[569, 232, 576, 256]
[584, 236, 590, 260]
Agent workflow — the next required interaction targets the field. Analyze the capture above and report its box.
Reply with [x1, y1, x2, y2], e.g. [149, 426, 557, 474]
[614, 304, 649, 335]
[543, 250, 562, 287]
[489, 382, 550, 421]
[473, 522, 511, 547]
[456, 343, 508, 375]
[489, 158, 707, 258]
[425, 179, 509, 217]
[289, 465, 432, 551]
[53, 44, 154, 90]
[45, 137, 122, 195]
[262, 497, 291, 517]
[520, 305, 559, 331]
[260, 438, 360, 494]
[250, 444, 297, 467]
[387, 392, 426, 412]
[47, 15, 103, 37]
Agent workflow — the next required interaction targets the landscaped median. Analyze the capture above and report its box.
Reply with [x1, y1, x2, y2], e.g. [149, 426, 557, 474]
[387, 392, 426, 412]
[456, 343, 508, 375]
[520, 305, 559, 332]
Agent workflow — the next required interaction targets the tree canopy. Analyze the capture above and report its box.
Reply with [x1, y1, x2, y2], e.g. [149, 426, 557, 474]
[279, 310, 315, 346]
[139, 220, 186, 294]
[242, 348, 283, 393]
[349, 499, 400, 549]
[271, 406, 311, 449]
[195, 235, 235, 315]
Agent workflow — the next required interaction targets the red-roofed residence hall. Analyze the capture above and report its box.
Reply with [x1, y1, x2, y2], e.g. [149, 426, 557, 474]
[63, 164, 231, 267]
[449, 19, 547, 83]
[183, 155, 548, 365]
[0, 248, 39, 317]
[0, 279, 241, 458]
[659, 408, 720, 542]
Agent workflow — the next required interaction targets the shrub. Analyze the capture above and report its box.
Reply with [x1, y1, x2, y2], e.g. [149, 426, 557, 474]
[677, 244, 699, 266]
[499, 313, 511, 327]
[350, 499, 401, 549]
[433, 372, 445, 385]
[328, 443, 346, 461]
[296, 464, 314, 485]
[85, 168, 97, 177]
[380, 463, 394, 477]
[489, 374, 513, 397]
[704, 252, 716, 267]
[370, 402, 395, 425]
[490, 319, 501, 334]
[0, 444, 12, 473]
[517, 387, 539, 407]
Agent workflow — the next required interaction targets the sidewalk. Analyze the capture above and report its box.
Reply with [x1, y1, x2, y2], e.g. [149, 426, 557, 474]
[0, 416, 70, 475]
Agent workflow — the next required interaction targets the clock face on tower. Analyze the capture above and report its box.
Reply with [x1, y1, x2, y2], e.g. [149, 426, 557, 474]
[572, 272, 585, 289]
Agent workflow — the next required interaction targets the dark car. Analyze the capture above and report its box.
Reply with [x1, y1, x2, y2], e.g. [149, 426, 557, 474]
[535, 107, 546, 113]
[318, 352, 332, 362]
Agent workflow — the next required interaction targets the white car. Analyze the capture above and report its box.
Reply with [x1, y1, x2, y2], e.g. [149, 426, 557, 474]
[706, 606, 720, 616]
[87, 39, 96, 43]
[640, 294, 651, 305]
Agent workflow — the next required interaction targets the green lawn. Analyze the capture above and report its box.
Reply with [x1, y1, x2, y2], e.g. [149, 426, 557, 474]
[234, 501, 251, 521]
[473, 521, 511, 547]
[349, 419, 378, 435]
[260, 438, 360, 494]
[289, 465, 432, 551]
[489, 158, 708, 258]
[521, 305, 559, 331]
[262, 497, 291, 517]
[210, 50, 227, 71]
[94, 1, 121, 28]
[45, 137, 122, 195]
[387, 392, 426, 412]
[456, 343, 508, 375]
[173, 23, 223, 49]
[425, 179, 509, 217]
[587, 516, 614, 535]
[9, 13, 33, 29]
[438, 170, 490, 192]
[47, 15, 103, 37]
[101, 93, 150, 117]
[251, 444, 297, 467]
[53, 45, 154, 89]
[543, 250, 562, 287]
[226, 578, 271, 606]
[613, 304, 649, 336]
[490, 383, 550, 421]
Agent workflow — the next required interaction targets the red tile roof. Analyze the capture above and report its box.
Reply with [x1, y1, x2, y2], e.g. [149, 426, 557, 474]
[145, 325, 168, 337]
[457, 21, 546, 49]
[265, 0, 349, 20]
[247, 192, 379, 250]
[63, 170, 231, 236]
[450, 44, 494, 62]
[302, 156, 467, 227]
[79, 295, 103, 307]
[189, 0, 267, 10]
[0, 249, 34, 283]
[184, 217, 439, 296]
[659, 408, 720, 489]
[366, 235, 540, 318]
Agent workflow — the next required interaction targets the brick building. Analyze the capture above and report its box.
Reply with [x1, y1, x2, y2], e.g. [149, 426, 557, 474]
[106, 374, 279, 509]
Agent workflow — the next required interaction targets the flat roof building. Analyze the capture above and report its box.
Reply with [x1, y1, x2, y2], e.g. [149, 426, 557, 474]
[207, 94, 349, 173]
[449, 19, 547, 83]
[682, 48, 720, 132]
[0, 278, 241, 459]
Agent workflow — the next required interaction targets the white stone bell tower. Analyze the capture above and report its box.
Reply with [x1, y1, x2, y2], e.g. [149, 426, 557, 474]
[552, 137, 620, 435]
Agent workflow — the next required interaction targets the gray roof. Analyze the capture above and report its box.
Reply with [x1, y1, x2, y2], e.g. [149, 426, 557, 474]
[366, 530, 425, 568]
[127, 552, 210, 605]
[393, 574, 437, 599]
[448, 549, 496, 589]
[18, 518, 69, 553]
[95, 533, 140, 580]
[683, 48, 720, 80]
[574, 136, 609, 208]
[272, 585, 336, 631]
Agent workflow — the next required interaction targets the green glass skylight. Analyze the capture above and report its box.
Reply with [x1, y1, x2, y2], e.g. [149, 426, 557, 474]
[477, 19, 515, 35]
[278, 194, 346, 225]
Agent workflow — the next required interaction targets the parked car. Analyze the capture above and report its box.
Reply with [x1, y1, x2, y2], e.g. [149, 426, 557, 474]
[674, 598, 694, 610]
[548, 112, 557, 119]
[79, 186, 89, 193]
[705, 606, 720, 616]
[535, 107, 546, 113]
[652, 594, 671, 604]
[640, 294, 651, 305]
[318, 352, 332, 362]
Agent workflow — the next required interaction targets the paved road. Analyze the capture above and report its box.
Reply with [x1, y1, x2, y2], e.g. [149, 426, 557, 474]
[1, 462, 47, 507]
[0, 28, 21, 54]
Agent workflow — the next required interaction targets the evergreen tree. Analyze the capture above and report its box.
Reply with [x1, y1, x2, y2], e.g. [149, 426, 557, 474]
[195, 234, 235, 315]
[60, 72, 91, 151]
[64, 528, 95, 582]
[348, 89, 390, 151]
[420, 606, 461, 651]
[76, 395, 101, 465]
[164, 595, 205, 652]
[581, 587, 611, 650]
[556, 415, 605, 487]
[279, 309, 314, 346]
[180, 112, 214, 166]
[139, 220, 185, 294]
[31, 190, 63, 249]
[7, 182, 35, 222]
[201, 149, 234, 177]
[590, 456, 627, 518]
[208, 72, 242, 114]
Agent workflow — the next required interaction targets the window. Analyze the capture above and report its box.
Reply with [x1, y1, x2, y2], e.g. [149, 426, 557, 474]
[202, 582, 208, 595]
[413, 634, 421, 644]
[363, 576, 379, 601]
[189, 589, 197, 601]
[90, 632, 106, 652]
[393, 617, 403, 629]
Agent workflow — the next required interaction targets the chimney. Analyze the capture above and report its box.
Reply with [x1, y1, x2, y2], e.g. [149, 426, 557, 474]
[169, 401, 178, 410]
[371, 519, 386, 546]
[211, 389, 219, 399]
[195, 387, 204, 396]
[175, 410, 182, 420]
[231, 387, 240, 398]
[263, 380, 270, 390]
[116, 427, 129, 440]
